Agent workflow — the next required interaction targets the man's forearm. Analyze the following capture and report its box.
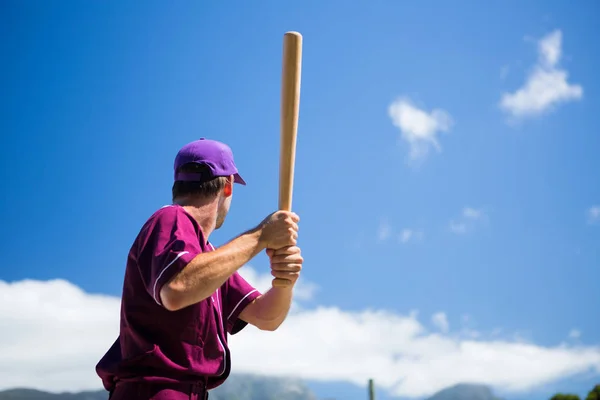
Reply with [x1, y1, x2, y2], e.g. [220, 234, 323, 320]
[161, 227, 265, 311]
[241, 285, 294, 330]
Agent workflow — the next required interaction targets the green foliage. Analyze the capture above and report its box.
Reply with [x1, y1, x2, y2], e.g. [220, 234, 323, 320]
[586, 385, 600, 400]
[550, 393, 581, 400]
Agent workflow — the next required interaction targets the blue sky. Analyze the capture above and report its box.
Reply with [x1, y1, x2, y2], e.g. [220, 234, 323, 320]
[1, 1, 599, 399]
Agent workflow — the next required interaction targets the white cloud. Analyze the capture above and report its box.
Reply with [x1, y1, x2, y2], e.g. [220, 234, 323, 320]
[2, 277, 600, 398]
[500, 30, 583, 119]
[0, 279, 120, 392]
[539, 30, 562, 67]
[388, 97, 453, 161]
[431, 312, 450, 333]
[232, 307, 600, 398]
[587, 206, 600, 224]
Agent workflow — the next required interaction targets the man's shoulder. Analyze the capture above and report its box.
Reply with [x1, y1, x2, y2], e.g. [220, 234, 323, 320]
[146, 205, 193, 226]
[150, 204, 186, 219]
[136, 205, 196, 238]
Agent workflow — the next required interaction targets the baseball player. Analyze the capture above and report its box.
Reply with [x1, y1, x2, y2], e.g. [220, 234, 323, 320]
[95, 138, 303, 400]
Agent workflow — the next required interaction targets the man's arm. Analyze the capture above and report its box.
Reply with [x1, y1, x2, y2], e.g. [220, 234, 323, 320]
[160, 227, 264, 311]
[237, 245, 303, 331]
[238, 286, 294, 331]
[160, 211, 300, 312]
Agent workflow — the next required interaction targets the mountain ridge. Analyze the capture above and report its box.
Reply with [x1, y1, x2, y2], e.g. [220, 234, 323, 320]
[0, 377, 501, 400]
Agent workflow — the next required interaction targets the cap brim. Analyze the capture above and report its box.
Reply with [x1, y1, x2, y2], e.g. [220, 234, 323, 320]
[234, 173, 246, 185]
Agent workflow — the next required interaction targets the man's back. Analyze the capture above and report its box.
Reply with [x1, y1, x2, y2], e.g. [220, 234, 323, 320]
[96, 205, 261, 393]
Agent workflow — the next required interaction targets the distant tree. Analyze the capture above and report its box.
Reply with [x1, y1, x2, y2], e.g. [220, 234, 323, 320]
[550, 394, 581, 400]
[586, 384, 600, 400]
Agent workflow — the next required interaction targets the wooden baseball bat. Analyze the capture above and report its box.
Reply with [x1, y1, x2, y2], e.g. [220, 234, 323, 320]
[273, 31, 302, 288]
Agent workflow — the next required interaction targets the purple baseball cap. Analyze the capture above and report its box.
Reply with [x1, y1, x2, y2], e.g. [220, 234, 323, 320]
[174, 138, 246, 185]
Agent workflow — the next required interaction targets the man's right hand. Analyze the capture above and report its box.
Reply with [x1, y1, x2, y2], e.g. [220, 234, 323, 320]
[258, 211, 299, 249]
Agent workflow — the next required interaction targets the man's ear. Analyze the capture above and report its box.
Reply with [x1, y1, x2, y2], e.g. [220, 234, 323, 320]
[223, 176, 233, 197]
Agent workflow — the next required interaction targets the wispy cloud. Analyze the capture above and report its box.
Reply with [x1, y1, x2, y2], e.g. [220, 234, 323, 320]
[431, 312, 450, 333]
[388, 97, 453, 162]
[3, 278, 600, 398]
[378, 220, 423, 244]
[400, 228, 424, 244]
[569, 329, 581, 339]
[499, 30, 583, 119]
[400, 229, 414, 243]
[463, 207, 483, 220]
[377, 219, 392, 241]
[449, 207, 488, 234]
[587, 206, 600, 224]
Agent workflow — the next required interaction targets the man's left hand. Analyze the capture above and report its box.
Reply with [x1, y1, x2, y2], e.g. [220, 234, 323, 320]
[266, 245, 303, 287]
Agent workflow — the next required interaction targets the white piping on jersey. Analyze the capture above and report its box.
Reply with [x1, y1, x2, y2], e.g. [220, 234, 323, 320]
[227, 289, 257, 321]
[212, 288, 227, 376]
[201, 241, 227, 376]
[212, 288, 221, 313]
[207, 243, 227, 375]
[207, 241, 257, 321]
[152, 251, 189, 305]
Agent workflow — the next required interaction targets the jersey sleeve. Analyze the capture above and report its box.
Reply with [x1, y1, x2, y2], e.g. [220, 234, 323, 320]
[224, 271, 262, 335]
[136, 207, 203, 307]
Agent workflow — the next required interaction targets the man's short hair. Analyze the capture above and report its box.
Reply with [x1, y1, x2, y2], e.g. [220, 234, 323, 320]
[172, 162, 228, 201]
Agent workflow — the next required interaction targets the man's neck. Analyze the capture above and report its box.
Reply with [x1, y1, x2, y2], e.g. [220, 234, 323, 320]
[174, 197, 218, 239]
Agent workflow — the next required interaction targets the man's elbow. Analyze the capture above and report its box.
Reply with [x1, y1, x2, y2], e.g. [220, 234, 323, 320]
[257, 319, 284, 332]
[159, 281, 212, 311]
[159, 285, 187, 312]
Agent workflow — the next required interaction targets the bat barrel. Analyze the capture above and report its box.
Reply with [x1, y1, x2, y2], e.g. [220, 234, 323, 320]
[279, 31, 302, 212]
[273, 31, 303, 288]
